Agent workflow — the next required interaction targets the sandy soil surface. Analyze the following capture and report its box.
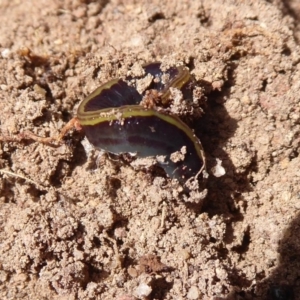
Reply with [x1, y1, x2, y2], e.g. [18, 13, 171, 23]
[0, 0, 300, 299]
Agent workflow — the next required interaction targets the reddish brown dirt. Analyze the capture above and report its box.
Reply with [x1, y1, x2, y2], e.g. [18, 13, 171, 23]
[1, 0, 300, 299]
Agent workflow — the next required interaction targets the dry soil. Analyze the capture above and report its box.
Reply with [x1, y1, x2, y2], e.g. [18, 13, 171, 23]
[0, 0, 300, 299]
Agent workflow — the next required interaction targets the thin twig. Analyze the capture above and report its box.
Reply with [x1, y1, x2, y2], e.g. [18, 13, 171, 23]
[0, 169, 45, 190]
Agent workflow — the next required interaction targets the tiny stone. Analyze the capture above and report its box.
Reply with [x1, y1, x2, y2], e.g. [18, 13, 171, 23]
[211, 159, 226, 177]
[127, 267, 138, 278]
[33, 84, 47, 97]
[1, 48, 11, 58]
[179, 248, 191, 260]
[134, 283, 152, 298]
[187, 285, 200, 299]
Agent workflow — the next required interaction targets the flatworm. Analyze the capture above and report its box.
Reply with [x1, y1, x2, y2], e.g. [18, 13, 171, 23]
[77, 63, 205, 184]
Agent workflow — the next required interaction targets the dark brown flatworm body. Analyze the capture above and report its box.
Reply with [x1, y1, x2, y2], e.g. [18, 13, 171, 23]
[77, 63, 205, 184]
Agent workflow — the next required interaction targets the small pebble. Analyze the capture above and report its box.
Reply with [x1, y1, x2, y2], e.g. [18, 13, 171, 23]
[211, 159, 226, 177]
[127, 267, 138, 278]
[187, 285, 200, 299]
[1, 48, 11, 58]
[33, 84, 47, 97]
[134, 283, 152, 298]
[179, 248, 191, 260]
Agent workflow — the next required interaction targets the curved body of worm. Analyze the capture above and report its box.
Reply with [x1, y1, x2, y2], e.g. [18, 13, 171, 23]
[77, 63, 206, 184]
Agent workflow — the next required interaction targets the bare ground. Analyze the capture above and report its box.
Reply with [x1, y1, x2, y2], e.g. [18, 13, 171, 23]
[0, 0, 300, 299]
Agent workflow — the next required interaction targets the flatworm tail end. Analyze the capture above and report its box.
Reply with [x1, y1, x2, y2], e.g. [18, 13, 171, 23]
[143, 63, 192, 104]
